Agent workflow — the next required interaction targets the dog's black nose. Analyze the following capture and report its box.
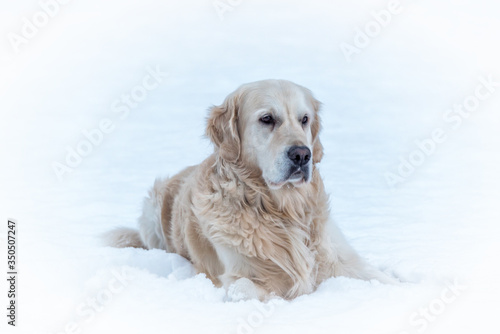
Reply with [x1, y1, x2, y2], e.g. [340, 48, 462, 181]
[287, 146, 311, 167]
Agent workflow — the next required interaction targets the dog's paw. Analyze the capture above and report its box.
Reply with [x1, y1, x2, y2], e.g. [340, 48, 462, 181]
[226, 277, 260, 302]
[356, 265, 404, 285]
[374, 271, 402, 285]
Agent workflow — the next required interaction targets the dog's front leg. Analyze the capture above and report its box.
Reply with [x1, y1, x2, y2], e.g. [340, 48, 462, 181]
[324, 221, 400, 284]
[213, 244, 268, 301]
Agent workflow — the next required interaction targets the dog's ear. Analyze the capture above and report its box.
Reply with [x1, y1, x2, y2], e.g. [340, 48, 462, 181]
[206, 92, 241, 163]
[310, 97, 324, 164]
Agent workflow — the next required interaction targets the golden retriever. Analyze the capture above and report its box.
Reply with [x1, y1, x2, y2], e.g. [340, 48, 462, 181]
[105, 79, 395, 300]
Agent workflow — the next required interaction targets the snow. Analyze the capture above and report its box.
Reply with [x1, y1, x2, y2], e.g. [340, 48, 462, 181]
[1, 0, 500, 333]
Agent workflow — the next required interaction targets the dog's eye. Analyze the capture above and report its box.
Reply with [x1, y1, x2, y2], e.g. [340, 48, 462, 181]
[260, 115, 274, 125]
[302, 115, 309, 125]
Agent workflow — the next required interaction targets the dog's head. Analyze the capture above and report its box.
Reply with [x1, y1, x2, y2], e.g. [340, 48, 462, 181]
[207, 79, 323, 190]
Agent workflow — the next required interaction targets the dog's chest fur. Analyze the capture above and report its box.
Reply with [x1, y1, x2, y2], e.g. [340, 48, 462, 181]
[193, 158, 330, 298]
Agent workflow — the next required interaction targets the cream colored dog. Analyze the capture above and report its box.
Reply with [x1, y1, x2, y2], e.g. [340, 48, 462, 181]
[106, 79, 395, 300]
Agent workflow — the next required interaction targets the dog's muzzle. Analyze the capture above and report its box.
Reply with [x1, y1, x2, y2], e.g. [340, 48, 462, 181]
[285, 145, 311, 183]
